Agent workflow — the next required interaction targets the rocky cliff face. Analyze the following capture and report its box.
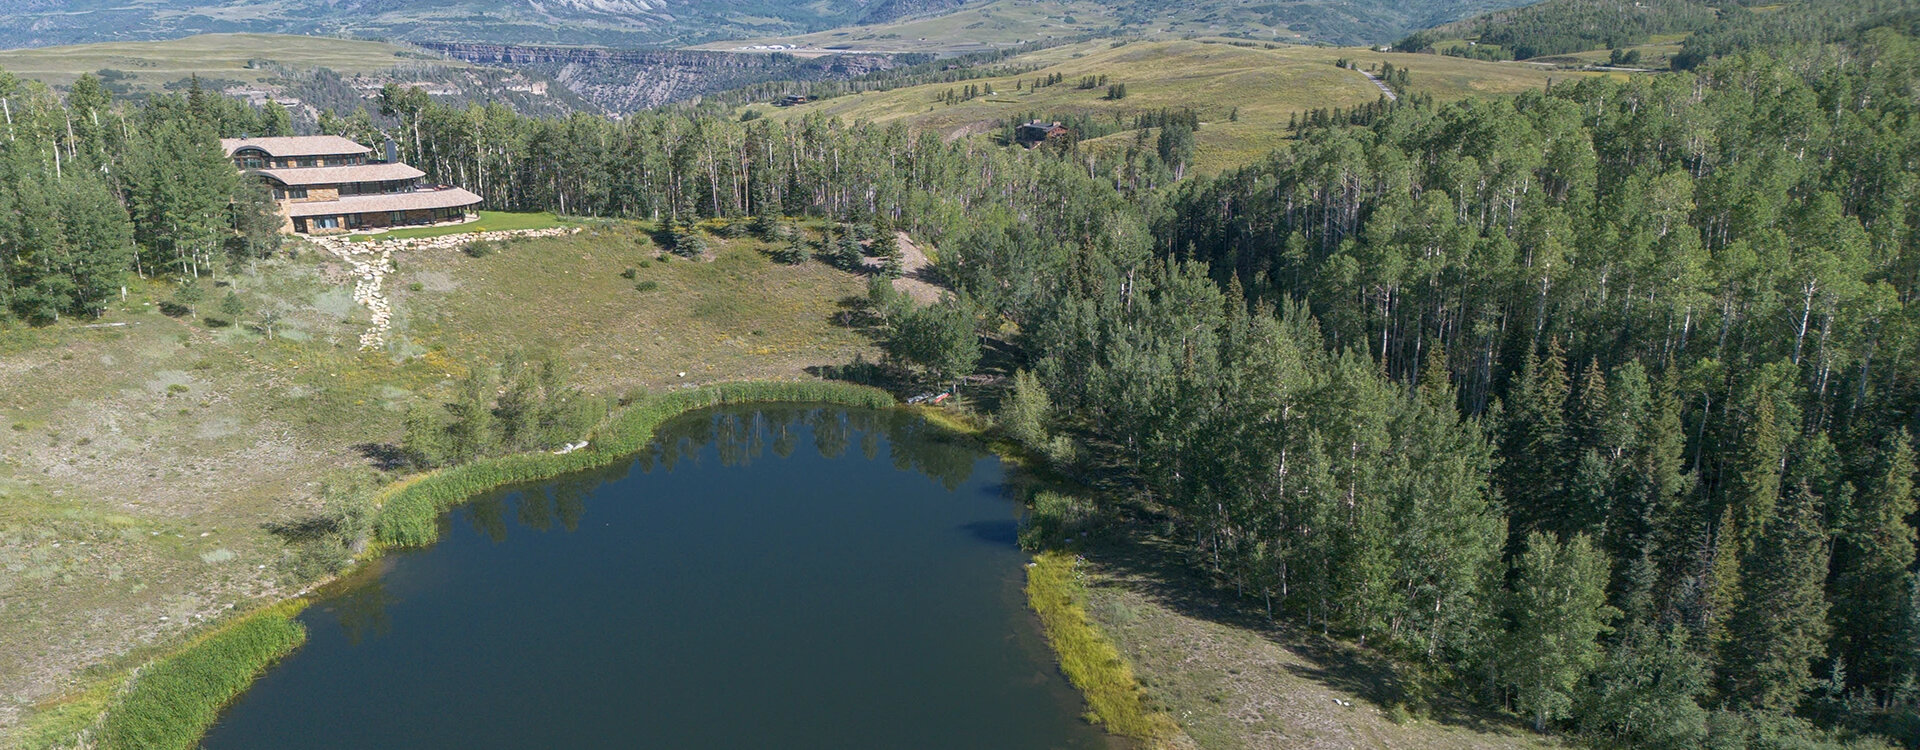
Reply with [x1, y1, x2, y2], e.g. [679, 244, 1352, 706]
[421, 43, 907, 112]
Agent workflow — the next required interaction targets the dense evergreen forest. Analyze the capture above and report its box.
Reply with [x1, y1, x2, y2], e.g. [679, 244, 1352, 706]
[1401, 0, 1920, 65]
[7, 10, 1920, 748]
[1400, 0, 1718, 59]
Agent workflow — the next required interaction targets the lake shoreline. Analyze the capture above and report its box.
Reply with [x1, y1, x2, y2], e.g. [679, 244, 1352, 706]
[25, 380, 895, 750]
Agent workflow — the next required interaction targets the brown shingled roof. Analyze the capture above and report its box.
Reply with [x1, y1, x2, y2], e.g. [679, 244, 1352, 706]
[221, 136, 372, 159]
[258, 163, 425, 187]
[286, 187, 482, 218]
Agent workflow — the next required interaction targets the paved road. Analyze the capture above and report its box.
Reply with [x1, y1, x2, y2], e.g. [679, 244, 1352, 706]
[1358, 69, 1398, 101]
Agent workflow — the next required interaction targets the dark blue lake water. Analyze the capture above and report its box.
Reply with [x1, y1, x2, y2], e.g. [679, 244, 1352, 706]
[199, 405, 1111, 749]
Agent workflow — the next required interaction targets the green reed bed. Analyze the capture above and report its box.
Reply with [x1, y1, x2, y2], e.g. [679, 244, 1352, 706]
[375, 381, 895, 547]
[1026, 551, 1181, 745]
[93, 602, 309, 750]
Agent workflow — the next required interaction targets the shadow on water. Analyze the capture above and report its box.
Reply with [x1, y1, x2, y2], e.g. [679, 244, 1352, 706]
[419, 404, 986, 547]
[960, 518, 1020, 546]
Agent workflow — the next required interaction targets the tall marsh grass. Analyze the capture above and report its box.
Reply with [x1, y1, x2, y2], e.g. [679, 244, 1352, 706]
[93, 602, 309, 750]
[1026, 551, 1180, 743]
[375, 381, 894, 546]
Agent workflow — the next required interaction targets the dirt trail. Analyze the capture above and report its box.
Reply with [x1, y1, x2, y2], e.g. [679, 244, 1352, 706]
[875, 231, 944, 305]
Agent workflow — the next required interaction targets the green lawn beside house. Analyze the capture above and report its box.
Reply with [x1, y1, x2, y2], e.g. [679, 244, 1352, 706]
[351, 211, 565, 242]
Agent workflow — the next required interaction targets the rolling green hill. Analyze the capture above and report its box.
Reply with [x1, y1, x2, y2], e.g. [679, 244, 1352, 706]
[0, 34, 461, 91]
[754, 38, 1596, 174]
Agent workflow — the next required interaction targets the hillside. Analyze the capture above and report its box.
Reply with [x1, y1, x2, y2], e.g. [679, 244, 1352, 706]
[754, 38, 1594, 174]
[422, 42, 914, 113]
[0, 34, 593, 120]
[6, 0, 1544, 53]
[0, 34, 457, 91]
[1400, 0, 1920, 68]
[0, 0, 881, 49]
[1402, 0, 1715, 60]
[697, 0, 1547, 52]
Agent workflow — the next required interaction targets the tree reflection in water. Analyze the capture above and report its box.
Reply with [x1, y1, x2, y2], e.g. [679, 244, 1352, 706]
[333, 406, 987, 633]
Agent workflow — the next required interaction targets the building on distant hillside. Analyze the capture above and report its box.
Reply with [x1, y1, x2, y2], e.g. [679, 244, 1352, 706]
[1014, 120, 1068, 148]
[777, 94, 812, 107]
[221, 135, 482, 235]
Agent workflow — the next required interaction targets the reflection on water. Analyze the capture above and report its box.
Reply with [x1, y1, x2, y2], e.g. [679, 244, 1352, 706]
[202, 406, 1109, 750]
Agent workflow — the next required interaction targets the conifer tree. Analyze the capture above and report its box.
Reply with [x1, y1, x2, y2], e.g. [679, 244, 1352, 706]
[1728, 376, 1790, 552]
[1501, 339, 1571, 540]
[1721, 482, 1831, 712]
[1833, 434, 1917, 696]
[1503, 532, 1617, 731]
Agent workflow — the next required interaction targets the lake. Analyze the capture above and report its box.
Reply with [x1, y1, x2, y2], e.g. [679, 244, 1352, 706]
[198, 405, 1112, 749]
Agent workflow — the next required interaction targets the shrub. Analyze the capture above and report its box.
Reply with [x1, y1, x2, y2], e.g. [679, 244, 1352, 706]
[1017, 491, 1095, 550]
[463, 240, 496, 258]
[620, 267, 638, 280]
[673, 232, 708, 259]
[1000, 369, 1052, 449]
[634, 280, 661, 292]
[771, 240, 809, 265]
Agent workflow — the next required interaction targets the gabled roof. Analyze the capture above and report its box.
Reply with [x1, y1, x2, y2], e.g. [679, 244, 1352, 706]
[221, 136, 372, 159]
[258, 163, 425, 187]
[286, 187, 482, 218]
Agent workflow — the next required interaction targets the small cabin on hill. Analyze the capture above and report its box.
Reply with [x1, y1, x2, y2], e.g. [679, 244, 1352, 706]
[777, 94, 812, 107]
[1015, 120, 1069, 148]
[221, 135, 481, 235]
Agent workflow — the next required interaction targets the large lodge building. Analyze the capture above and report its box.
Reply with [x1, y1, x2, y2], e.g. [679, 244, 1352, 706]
[221, 136, 482, 235]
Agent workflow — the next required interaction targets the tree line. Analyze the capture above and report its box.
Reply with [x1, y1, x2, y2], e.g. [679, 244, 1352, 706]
[0, 73, 281, 324]
[1398, 0, 1718, 60]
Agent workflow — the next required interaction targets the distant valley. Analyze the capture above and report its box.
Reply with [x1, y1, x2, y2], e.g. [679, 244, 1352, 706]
[1, 0, 1544, 51]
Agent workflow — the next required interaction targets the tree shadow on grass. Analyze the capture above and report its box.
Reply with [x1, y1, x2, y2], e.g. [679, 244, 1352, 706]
[1068, 482, 1532, 739]
[353, 442, 410, 471]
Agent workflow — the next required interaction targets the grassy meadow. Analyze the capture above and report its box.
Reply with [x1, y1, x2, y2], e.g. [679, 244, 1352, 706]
[761, 38, 1597, 174]
[0, 222, 880, 741]
[0, 33, 458, 92]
